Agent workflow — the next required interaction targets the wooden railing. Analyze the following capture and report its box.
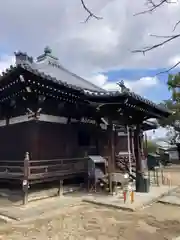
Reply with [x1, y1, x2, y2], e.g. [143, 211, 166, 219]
[0, 154, 88, 183]
[29, 158, 88, 181]
[0, 154, 89, 205]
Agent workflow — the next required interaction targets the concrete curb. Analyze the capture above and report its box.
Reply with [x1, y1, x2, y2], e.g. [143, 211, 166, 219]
[138, 186, 179, 211]
[158, 200, 180, 207]
[83, 199, 135, 212]
[0, 213, 20, 222]
[83, 186, 179, 212]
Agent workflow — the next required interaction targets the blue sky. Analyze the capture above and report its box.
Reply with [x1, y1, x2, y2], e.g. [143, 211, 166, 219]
[103, 68, 179, 102]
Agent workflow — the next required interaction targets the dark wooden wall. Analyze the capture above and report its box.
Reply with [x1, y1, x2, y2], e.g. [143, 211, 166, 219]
[0, 122, 32, 161]
[0, 120, 109, 161]
[0, 120, 133, 161]
[36, 121, 109, 160]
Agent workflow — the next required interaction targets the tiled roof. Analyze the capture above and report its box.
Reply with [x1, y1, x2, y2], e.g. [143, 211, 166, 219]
[35, 59, 104, 92]
[35, 47, 105, 92]
[0, 61, 84, 93]
[84, 89, 171, 115]
[0, 50, 171, 117]
[20, 62, 84, 92]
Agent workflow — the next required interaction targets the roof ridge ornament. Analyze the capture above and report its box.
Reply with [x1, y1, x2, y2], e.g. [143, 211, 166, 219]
[37, 46, 59, 62]
[14, 51, 33, 64]
[117, 80, 130, 93]
[44, 46, 52, 55]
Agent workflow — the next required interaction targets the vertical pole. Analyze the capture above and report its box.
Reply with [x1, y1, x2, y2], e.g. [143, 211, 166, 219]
[123, 190, 127, 203]
[148, 170, 150, 185]
[84, 151, 89, 190]
[22, 152, 30, 205]
[130, 191, 134, 204]
[107, 120, 115, 195]
[131, 128, 136, 176]
[156, 168, 159, 186]
[131, 128, 135, 158]
[134, 125, 142, 192]
[127, 126, 132, 175]
[153, 169, 156, 184]
[58, 179, 63, 196]
[140, 130, 145, 171]
[108, 155, 113, 194]
[161, 168, 164, 185]
[144, 132, 148, 159]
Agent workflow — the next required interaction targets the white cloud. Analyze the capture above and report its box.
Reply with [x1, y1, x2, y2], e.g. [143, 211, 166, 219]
[89, 73, 159, 95]
[88, 74, 108, 87]
[0, 0, 179, 78]
[124, 77, 158, 94]
[168, 55, 180, 66]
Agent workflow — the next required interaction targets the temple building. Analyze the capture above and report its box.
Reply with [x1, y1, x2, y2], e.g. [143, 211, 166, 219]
[0, 47, 170, 194]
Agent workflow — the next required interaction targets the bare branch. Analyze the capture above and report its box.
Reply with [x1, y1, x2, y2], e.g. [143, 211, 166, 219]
[132, 1, 180, 73]
[149, 34, 179, 38]
[80, 0, 103, 23]
[173, 20, 180, 31]
[156, 61, 180, 75]
[134, 0, 171, 16]
[135, 0, 180, 33]
[79, 0, 180, 74]
[132, 33, 180, 54]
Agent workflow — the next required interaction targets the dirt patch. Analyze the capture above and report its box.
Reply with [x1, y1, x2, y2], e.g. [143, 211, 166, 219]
[1, 166, 180, 240]
[0, 202, 180, 240]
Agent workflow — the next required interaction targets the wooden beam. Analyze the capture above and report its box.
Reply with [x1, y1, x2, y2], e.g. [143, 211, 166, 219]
[107, 120, 115, 194]
[134, 125, 144, 192]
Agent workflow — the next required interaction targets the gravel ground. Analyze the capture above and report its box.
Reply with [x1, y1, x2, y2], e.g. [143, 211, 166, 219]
[0, 202, 180, 240]
[0, 165, 180, 240]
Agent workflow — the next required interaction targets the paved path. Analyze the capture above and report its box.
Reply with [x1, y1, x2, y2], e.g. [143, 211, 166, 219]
[0, 185, 178, 222]
[83, 185, 178, 211]
[159, 187, 180, 206]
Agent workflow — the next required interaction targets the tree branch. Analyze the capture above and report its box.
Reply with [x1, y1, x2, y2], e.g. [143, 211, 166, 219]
[79, 0, 180, 73]
[173, 20, 180, 31]
[156, 61, 180, 75]
[132, 33, 180, 54]
[80, 0, 103, 23]
[134, 0, 174, 16]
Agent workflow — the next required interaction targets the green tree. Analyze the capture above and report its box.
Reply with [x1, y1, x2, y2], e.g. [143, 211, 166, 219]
[158, 73, 180, 144]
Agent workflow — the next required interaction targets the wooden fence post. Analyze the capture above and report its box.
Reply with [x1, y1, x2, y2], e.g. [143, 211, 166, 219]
[161, 168, 164, 185]
[58, 179, 63, 196]
[22, 152, 30, 205]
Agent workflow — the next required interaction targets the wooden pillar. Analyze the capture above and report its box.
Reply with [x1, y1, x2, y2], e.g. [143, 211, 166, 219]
[134, 125, 142, 172]
[140, 130, 146, 171]
[22, 152, 30, 205]
[134, 125, 143, 192]
[107, 120, 115, 194]
[144, 132, 148, 158]
[131, 128, 135, 159]
[127, 126, 132, 174]
[139, 130, 144, 155]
